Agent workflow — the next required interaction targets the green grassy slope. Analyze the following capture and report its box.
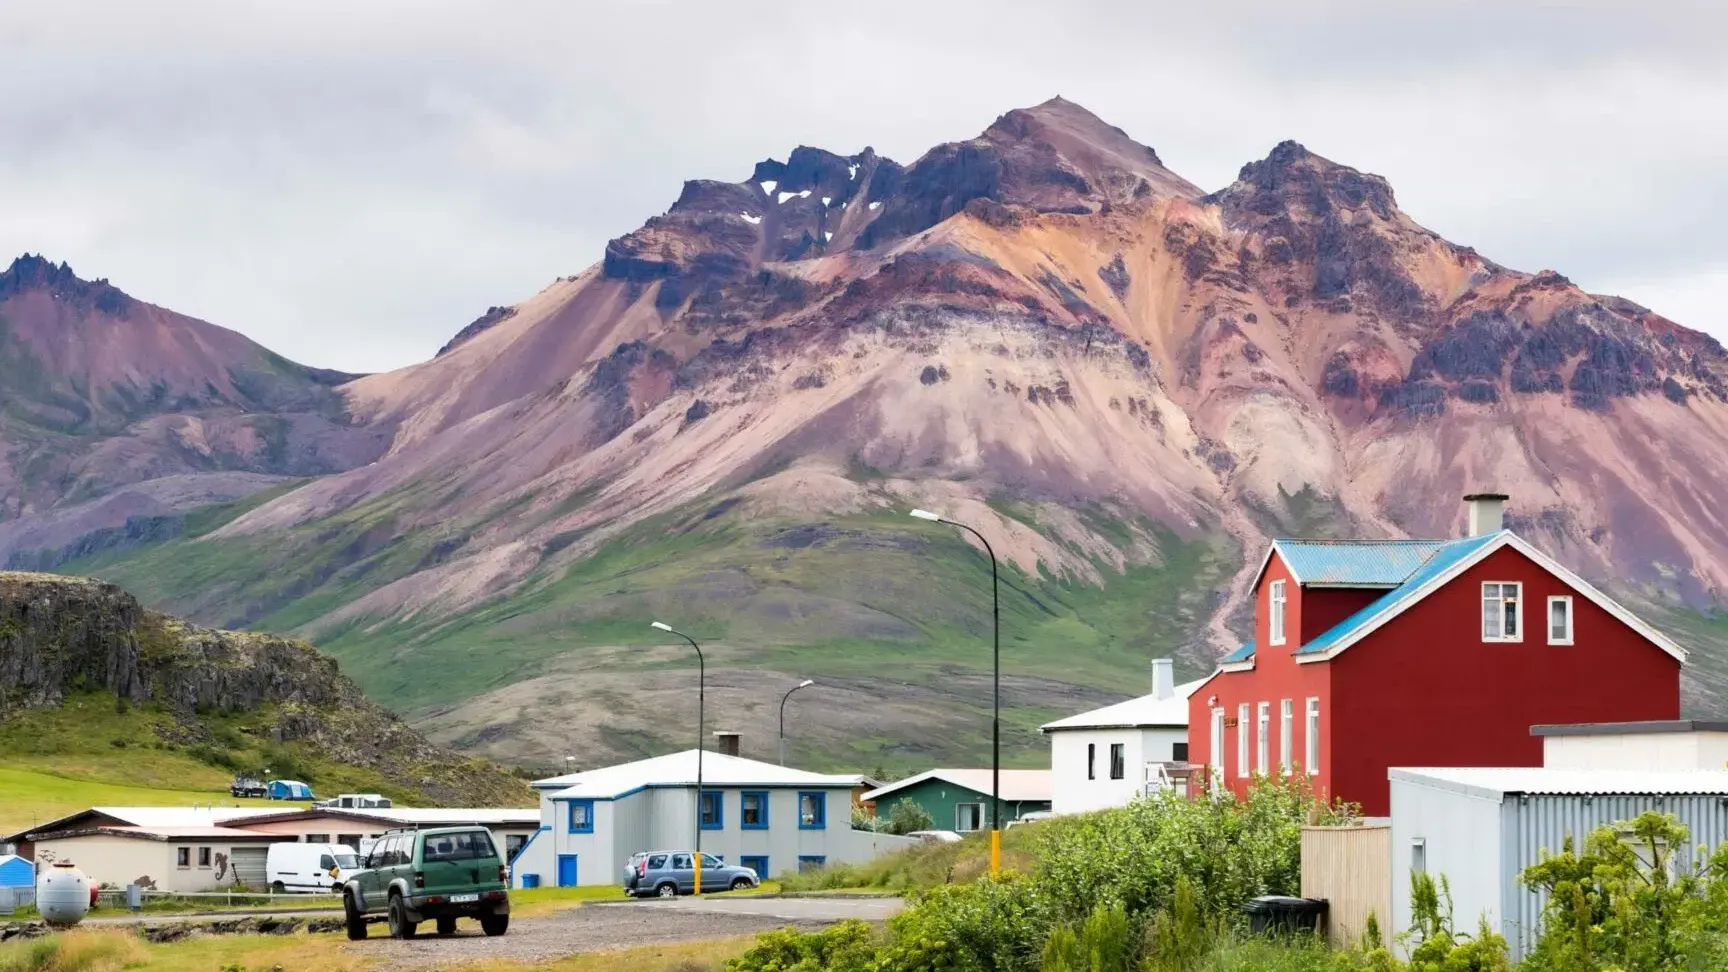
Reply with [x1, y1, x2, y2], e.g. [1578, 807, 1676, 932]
[56, 487, 1237, 773]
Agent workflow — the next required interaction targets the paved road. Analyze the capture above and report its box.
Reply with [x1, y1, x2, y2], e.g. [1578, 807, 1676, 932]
[346, 895, 903, 970]
[629, 895, 905, 921]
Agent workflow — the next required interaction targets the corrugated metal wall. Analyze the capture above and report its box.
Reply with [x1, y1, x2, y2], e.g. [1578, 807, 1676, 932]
[1302, 824, 1391, 949]
[1504, 794, 1728, 957]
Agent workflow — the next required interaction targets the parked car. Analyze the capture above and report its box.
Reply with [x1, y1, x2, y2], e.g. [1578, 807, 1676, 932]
[621, 851, 650, 894]
[341, 827, 510, 940]
[1005, 811, 1056, 830]
[906, 830, 964, 844]
[229, 775, 267, 798]
[626, 851, 759, 897]
[267, 842, 359, 893]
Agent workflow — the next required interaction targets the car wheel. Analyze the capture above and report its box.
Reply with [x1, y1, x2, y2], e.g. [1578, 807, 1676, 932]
[730, 878, 752, 891]
[655, 882, 678, 898]
[436, 917, 457, 937]
[480, 914, 509, 937]
[270, 881, 286, 895]
[344, 893, 368, 941]
[388, 895, 417, 939]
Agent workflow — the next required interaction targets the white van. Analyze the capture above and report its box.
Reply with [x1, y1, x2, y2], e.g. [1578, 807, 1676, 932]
[266, 842, 359, 893]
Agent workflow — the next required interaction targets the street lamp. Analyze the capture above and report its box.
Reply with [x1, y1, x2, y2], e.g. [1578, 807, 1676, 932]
[779, 679, 816, 766]
[908, 508, 1002, 876]
[651, 620, 707, 895]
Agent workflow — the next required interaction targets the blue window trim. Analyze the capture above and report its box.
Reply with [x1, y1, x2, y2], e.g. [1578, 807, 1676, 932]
[699, 790, 724, 831]
[797, 854, 827, 872]
[797, 791, 827, 830]
[740, 790, 770, 830]
[739, 855, 769, 879]
[566, 799, 595, 834]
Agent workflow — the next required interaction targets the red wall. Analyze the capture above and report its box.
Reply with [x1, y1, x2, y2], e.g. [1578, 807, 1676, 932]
[1190, 543, 1682, 816]
[1189, 552, 1336, 805]
[1329, 545, 1679, 814]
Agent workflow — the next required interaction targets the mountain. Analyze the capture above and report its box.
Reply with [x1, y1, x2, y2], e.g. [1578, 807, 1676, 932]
[0, 570, 532, 808]
[0, 254, 389, 565]
[11, 98, 1728, 774]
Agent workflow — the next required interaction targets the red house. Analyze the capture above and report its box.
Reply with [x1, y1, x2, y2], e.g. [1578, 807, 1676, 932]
[1188, 494, 1684, 816]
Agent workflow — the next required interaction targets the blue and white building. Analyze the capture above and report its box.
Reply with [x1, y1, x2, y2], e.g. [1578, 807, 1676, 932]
[511, 750, 915, 888]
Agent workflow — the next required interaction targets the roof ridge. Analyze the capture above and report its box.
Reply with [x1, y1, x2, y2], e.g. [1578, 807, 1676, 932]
[1275, 537, 1452, 546]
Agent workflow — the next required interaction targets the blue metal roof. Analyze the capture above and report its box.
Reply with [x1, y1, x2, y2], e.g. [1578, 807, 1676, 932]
[1225, 533, 1505, 664]
[1274, 539, 1457, 587]
[1296, 533, 1500, 655]
[1221, 639, 1256, 664]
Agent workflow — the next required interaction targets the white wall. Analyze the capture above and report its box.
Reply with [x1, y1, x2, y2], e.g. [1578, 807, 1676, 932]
[1542, 732, 1728, 770]
[1049, 727, 1186, 814]
[34, 836, 268, 893]
[1389, 776, 1504, 956]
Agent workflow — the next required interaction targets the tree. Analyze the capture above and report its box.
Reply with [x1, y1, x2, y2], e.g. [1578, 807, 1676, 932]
[887, 798, 936, 835]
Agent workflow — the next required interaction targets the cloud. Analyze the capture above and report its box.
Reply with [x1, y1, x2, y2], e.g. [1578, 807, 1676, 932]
[1, 0, 1722, 371]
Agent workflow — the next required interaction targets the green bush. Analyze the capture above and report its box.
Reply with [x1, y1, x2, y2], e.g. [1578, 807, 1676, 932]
[876, 875, 1045, 972]
[724, 921, 877, 972]
[888, 799, 937, 836]
[1041, 902, 1136, 972]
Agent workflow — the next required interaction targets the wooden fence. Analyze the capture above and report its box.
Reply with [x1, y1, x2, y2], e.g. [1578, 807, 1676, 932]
[1301, 823, 1391, 949]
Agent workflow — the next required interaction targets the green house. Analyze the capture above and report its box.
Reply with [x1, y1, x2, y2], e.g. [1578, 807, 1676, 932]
[862, 769, 1052, 832]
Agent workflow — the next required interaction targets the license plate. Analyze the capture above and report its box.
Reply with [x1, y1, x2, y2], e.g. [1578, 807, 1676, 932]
[449, 894, 478, 903]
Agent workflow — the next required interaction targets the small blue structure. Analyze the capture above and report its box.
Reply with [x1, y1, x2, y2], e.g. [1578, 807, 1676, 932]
[0, 855, 34, 888]
[266, 780, 314, 801]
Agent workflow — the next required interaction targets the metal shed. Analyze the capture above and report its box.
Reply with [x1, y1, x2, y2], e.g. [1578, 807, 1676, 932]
[0, 855, 32, 887]
[1389, 767, 1728, 959]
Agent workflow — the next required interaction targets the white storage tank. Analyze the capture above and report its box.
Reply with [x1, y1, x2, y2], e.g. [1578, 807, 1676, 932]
[36, 861, 91, 927]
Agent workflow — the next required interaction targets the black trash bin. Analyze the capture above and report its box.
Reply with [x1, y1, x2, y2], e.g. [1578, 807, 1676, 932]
[1243, 895, 1329, 936]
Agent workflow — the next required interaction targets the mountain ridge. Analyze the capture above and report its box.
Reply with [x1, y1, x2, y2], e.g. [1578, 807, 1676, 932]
[8, 97, 1728, 772]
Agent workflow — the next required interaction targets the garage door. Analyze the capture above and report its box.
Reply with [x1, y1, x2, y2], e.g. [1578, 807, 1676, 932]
[228, 847, 268, 889]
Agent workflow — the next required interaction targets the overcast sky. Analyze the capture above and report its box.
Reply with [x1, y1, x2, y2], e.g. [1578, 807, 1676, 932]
[3, 1, 1723, 373]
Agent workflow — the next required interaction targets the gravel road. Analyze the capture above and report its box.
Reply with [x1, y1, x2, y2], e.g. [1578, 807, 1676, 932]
[344, 899, 887, 969]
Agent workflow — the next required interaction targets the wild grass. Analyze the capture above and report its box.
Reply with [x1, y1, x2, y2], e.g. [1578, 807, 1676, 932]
[777, 822, 1054, 891]
[0, 931, 147, 972]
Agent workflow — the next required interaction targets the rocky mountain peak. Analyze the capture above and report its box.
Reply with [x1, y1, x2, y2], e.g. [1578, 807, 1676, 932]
[0, 253, 135, 316]
[1214, 141, 1399, 225]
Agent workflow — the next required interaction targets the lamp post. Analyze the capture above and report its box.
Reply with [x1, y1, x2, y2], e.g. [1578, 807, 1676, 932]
[778, 679, 816, 767]
[909, 508, 1001, 876]
[651, 621, 707, 895]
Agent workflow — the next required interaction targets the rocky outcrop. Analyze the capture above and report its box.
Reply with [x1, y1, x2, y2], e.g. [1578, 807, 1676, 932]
[0, 571, 529, 806]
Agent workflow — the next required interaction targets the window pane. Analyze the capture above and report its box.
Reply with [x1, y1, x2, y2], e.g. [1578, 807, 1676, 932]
[1483, 588, 1501, 639]
[1237, 704, 1250, 778]
[1551, 599, 1569, 640]
[1504, 592, 1518, 638]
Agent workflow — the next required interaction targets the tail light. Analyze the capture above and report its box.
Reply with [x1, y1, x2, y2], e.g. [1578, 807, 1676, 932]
[413, 871, 425, 889]
[498, 865, 508, 883]
[637, 859, 647, 877]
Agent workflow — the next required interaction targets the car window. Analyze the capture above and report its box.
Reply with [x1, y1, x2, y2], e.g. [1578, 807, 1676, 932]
[647, 855, 668, 869]
[423, 831, 497, 862]
[385, 836, 406, 867]
[701, 854, 723, 868]
[319, 854, 335, 870]
[334, 853, 358, 869]
[671, 854, 693, 869]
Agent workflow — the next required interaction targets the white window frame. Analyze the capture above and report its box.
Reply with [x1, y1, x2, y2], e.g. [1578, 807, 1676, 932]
[1482, 581, 1523, 642]
[1210, 708, 1225, 783]
[1237, 703, 1250, 778]
[1256, 702, 1270, 775]
[1306, 698, 1321, 775]
[1279, 700, 1294, 774]
[1547, 595, 1574, 646]
[955, 803, 982, 832]
[1269, 579, 1287, 646]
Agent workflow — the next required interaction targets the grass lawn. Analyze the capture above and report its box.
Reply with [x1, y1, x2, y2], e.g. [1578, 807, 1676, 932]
[0, 927, 757, 972]
[0, 767, 268, 836]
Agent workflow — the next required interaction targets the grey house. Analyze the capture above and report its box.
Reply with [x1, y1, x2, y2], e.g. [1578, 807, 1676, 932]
[513, 750, 915, 887]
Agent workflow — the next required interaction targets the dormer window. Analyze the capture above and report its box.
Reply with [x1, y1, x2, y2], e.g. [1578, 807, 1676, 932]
[1482, 582, 1522, 642]
[1269, 580, 1287, 646]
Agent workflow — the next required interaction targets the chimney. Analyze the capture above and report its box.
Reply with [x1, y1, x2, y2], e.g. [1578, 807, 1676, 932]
[714, 731, 741, 757]
[1151, 658, 1175, 700]
[1464, 493, 1509, 537]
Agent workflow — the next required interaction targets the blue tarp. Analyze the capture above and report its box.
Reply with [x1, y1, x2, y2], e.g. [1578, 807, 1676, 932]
[267, 780, 314, 800]
[0, 855, 34, 888]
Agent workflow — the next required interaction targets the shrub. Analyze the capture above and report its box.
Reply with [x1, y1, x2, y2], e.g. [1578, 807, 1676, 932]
[888, 799, 937, 836]
[1041, 902, 1136, 972]
[876, 875, 1045, 972]
[724, 921, 877, 972]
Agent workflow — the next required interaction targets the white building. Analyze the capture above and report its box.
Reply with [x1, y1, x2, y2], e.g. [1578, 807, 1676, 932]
[1533, 720, 1728, 770]
[1041, 659, 1203, 814]
[514, 750, 915, 888]
[1389, 767, 1728, 959]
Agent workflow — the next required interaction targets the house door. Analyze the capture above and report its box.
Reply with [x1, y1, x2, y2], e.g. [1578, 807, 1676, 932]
[557, 854, 578, 888]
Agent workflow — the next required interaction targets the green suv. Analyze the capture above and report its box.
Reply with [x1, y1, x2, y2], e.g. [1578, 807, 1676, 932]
[342, 827, 511, 940]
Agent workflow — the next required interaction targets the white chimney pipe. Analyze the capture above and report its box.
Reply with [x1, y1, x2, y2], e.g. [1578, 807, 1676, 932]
[1464, 493, 1509, 537]
[1152, 658, 1175, 700]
